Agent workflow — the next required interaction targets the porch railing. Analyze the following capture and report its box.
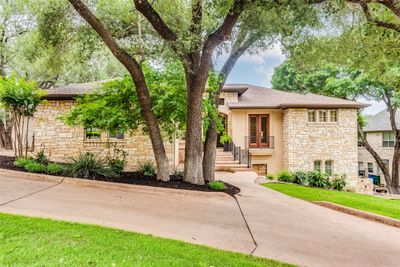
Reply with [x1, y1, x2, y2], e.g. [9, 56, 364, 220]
[225, 142, 252, 168]
[244, 136, 275, 149]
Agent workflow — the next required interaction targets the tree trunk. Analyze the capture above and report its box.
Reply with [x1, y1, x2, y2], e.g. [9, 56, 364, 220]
[184, 85, 205, 185]
[203, 43, 251, 181]
[0, 120, 12, 150]
[67, 0, 170, 181]
[203, 119, 218, 182]
[129, 73, 170, 181]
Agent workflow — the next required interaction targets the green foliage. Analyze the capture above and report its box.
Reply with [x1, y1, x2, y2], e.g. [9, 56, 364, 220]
[137, 160, 156, 177]
[331, 175, 347, 191]
[266, 174, 275, 180]
[63, 63, 187, 141]
[308, 171, 330, 188]
[14, 158, 35, 168]
[0, 76, 45, 116]
[208, 181, 226, 191]
[46, 163, 62, 175]
[64, 152, 117, 180]
[105, 148, 127, 175]
[277, 170, 293, 183]
[291, 171, 309, 186]
[34, 148, 48, 165]
[24, 162, 46, 173]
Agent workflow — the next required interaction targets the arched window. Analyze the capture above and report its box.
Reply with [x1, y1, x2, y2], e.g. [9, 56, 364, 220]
[313, 160, 321, 172]
[325, 160, 333, 176]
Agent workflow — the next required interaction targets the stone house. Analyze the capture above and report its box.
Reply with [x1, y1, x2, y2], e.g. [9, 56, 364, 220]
[32, 82, 367, 188]
[358, 109, 400, 186]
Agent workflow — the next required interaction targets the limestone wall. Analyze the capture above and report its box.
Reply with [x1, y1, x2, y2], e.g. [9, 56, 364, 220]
[33, 100, 176, 171]
[358, 132, 397, 185]
[283, 108, 359, 188]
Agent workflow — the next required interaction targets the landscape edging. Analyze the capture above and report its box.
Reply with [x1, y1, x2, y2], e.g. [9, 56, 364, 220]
[0, 168, 229, 198]
[313, 200, 400, 228]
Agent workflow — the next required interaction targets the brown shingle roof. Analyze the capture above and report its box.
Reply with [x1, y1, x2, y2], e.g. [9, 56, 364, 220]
[227, 84, 368, 109]
[44, 81, 368, 109]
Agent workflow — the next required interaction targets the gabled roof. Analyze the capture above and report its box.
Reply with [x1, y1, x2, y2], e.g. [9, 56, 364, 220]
[44, 81, 368, 109]
[227, 84, 368, 109]
[363, 109, 400, 132]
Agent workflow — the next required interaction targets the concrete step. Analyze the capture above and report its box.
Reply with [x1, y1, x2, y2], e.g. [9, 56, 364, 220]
[215, 160, 239, 165]
[216, 156, 234, 160]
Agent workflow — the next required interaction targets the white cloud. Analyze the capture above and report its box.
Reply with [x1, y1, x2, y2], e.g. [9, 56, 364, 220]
[239, 44, 286, 65]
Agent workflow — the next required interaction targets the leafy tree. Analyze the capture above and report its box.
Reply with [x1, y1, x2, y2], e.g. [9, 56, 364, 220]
[63, 63, 187, 145]
[0, 76, 45, 158]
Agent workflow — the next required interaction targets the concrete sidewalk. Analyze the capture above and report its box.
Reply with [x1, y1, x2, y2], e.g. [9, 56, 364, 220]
[217, 172, 400, 267]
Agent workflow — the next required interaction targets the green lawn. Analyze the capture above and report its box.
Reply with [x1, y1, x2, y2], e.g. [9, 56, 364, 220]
[264, 183, 400, 220]
[0, 213, 292, 267]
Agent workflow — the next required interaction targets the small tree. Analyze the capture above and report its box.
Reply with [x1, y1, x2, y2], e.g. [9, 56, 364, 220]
[0, 77, 45, 158]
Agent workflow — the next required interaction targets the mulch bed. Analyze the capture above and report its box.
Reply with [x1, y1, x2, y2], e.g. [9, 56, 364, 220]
[0, 155, 240, 196]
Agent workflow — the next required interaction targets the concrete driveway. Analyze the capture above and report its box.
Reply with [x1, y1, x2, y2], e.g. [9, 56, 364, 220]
[1, 170, 400, 267]
[217, 172, 400, 267]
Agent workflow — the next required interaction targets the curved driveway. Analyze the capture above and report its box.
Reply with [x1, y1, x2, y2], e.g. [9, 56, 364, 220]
[1, 170, 400, 267]
[217, 171, 400, 267]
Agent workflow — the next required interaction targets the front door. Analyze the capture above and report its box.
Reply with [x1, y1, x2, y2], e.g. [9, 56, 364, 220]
[249, 114, 269, 148]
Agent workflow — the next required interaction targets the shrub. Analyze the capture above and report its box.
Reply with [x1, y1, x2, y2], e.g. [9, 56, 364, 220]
[105, 148, 127, 175]
[47, 163, 62, 175]
[14, 158, 34, 168]
[34, 148, 48, 165]
[171, 166, 184, 177]
[208, 181, 226, 191]
[277, 170, 293, 182]
[308, 171, 329, 188]
[24, 162, 46, 173]
[331, 175, 347, 191]
[266, 174, 275, 180]
[64, 152, 117, 179]
[292, 171, 309, 185]
[138, 160, 156, 177]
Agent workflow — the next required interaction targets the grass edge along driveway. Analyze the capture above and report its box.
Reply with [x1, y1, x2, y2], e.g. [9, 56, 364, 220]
[0, 213, 293, 267]
[264, 183, 400, 220]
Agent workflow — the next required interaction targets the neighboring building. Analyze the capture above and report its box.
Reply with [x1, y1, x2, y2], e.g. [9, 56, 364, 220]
[31, 82, 367, 188]
[358, 109, 400, 185]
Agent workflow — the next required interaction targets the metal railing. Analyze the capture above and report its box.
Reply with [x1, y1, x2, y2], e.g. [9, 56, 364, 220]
[244, 136, 275, 149]
[225, 142, 251, 168]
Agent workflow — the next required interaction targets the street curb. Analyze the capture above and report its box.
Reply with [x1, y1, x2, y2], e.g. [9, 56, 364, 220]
[0, 168, 229, 199]
[313, 201, 400, 229]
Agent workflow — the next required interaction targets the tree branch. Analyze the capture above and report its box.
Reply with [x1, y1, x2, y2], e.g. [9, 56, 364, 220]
[133, 0, 177, 42]
[359, 1, 400, 32]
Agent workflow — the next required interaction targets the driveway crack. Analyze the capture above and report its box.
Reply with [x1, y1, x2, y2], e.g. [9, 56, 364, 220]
[233, 195, 258, 255]
[0, 178, 65, 207]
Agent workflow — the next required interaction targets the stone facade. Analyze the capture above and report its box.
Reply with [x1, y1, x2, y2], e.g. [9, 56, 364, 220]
[219, 91, 239, 136]
[33, 100, 176, 171]
[358, 132, 397, 185]
[283, 108, 359, 188]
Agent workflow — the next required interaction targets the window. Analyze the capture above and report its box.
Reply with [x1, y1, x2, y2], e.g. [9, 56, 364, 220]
[308, 110, 316, 122]
[318, 110, 327, 122]
[330, 110, 338, 122]
[85, 127, 101, 140]
[358, 162, 365, 177]
[218, 98, 225, 105]
[325, 160, 333, 176]
[314, 160, 321, 172]
[368, 162, 373, 173]
[382, 132, 395, 147]
[109, 131, 124, 140]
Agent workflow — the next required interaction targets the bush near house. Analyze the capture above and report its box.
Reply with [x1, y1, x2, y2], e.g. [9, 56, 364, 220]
[137, 160, 156, 177]
[14, 158, 35, 168]
[64, 152, 117, 179]
[24, 162, 46, 173]
[274, 170, 347, 191]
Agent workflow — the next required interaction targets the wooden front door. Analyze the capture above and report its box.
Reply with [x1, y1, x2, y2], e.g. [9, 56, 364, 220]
[249, 114, 269, 148]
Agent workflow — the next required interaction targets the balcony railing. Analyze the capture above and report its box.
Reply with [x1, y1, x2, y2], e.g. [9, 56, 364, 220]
[244, 136, 275, 149]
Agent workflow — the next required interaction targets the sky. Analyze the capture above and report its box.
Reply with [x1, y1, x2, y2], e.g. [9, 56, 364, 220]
[217, 44, 385, 116]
